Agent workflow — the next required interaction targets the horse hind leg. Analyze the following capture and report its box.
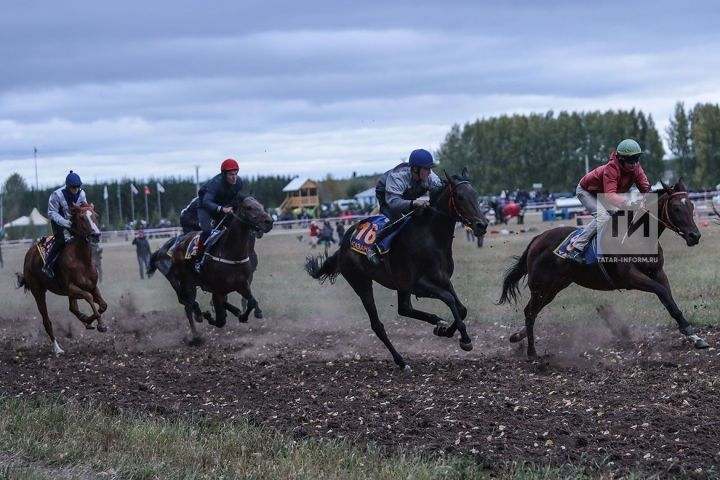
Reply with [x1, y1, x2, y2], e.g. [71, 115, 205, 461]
[348, 277, 408, 370]
[33, 289, 63, 354]
[211, 293, 228, 328]
[68, 297, 95, 329]
[234, 283, 258, 323]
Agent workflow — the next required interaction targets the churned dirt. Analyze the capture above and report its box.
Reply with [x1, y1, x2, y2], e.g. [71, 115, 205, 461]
[1, 308, 719, 478]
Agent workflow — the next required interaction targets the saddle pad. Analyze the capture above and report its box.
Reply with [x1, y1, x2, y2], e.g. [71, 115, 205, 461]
[350, 215, 411, 255]
[36, 236, 56, 264]
[553, 229, 599, 264]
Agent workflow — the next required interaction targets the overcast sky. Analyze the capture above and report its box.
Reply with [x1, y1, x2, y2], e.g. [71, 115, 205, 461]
[2, 0, 719, 188]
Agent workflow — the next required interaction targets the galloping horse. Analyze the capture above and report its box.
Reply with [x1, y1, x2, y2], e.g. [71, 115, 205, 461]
[147, 193, 273, 340]
[498, 180, 709, 359]
[17, 204, 107, 353]
[305, 170, 489, 370]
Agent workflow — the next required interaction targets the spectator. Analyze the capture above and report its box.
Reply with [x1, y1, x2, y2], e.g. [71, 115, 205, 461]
[335, 221, 346, 241]
[132, 230, 152, 279]
[309, 221, 319, 248]
[91, 243, 103, 283]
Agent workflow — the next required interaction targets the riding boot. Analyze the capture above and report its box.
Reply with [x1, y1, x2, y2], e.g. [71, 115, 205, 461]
[366, 245, 381, 266]
[43, 244, 62, 278]
[194, 231, 210, 273]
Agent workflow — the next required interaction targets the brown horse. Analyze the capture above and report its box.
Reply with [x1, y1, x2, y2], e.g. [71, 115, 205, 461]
[498, 180, 709, 359]
[305, 171, 489, 370]
[17, 204, 107, 353]
[147, 193, 273, 341]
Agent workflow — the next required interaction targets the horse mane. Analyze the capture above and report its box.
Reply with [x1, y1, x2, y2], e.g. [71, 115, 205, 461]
[429, 175, 464, 205]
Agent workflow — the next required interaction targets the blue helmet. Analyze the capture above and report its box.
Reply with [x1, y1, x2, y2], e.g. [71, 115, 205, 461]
[408, 149, 437, 168]
[65, 170, 82, 187]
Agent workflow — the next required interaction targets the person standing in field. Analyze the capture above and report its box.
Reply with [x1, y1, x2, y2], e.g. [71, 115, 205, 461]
[132, 230, 152, 279]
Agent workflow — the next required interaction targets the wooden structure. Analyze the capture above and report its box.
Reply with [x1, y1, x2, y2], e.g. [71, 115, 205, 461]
[279, 178, 319, 213]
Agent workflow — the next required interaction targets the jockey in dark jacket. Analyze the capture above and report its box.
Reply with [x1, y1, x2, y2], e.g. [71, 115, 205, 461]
[179, 196, 200, 234]
[194, 158, 245, 272]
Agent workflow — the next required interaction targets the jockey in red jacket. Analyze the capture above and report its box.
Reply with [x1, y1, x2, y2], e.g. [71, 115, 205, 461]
[566, 139, 652, 262]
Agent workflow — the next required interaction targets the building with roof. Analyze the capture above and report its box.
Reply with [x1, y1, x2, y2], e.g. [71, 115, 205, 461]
[279, 177, 320, 214]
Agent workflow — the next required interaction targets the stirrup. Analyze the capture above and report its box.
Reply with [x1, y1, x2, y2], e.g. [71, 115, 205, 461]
[366, 248, 381, 266]
[565, 249, 585, 264]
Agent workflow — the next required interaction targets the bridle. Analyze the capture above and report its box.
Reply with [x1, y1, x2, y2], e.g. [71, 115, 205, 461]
[446, 180, 474, 227]
[641, 191, 689, 238]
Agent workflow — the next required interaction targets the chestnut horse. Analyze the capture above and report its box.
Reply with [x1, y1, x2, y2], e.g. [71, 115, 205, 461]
[147, 193, 273, 340]
[17, 204, 107, 353]
[305, 171, 489, 370]
[498, 180, 709, 359]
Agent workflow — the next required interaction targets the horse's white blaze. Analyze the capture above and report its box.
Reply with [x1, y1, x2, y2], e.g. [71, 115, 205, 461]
[681, 198, 687, 205]
[52, 339, 64, 354]
[85, 210, 100, 234]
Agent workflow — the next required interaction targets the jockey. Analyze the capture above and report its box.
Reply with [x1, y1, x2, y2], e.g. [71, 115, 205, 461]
[42, 171, 88, 278]
[179, 196, 200, 234]
[366, 149, 443, 266]
[195, 158, 245, 272]
[566, 138, 652, 263]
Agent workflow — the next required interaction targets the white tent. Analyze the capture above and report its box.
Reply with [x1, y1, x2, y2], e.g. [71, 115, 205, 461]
[2, 208, 49, 229]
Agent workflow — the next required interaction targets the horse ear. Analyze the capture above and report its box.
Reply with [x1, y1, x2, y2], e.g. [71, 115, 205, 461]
[660, 181, 673, 193]
[461, 167, 470, 180]
[675, 177, 687, 192]
[443, 170, 454, 185]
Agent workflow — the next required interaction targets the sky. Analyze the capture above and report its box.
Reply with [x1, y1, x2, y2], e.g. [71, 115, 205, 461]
[2, 0, 719, 188]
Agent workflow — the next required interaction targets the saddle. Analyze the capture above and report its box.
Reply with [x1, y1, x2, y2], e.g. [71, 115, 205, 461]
[349, 215, 411, 256]
[167, 228, 225, 260]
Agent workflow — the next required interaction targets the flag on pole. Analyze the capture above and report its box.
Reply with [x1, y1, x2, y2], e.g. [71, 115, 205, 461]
[156, 182, 165, 193]
[103, 185, 109, 200]
[144, 185, 152, 196]
[130, 184, 139, 195]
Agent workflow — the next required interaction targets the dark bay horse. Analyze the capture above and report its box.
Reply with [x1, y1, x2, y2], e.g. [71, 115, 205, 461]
[17, 204, 107, 353]
[147, 193, 273, 340]
[498, 180, 709, 359]
[305, 171, 489, 370]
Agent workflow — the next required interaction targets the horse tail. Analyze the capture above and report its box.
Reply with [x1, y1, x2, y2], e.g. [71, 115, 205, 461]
[147, 236, 176, 278]
[305, 251, 341, 285]
[497, 241, 532, 305]
[16, 273, 28, 292]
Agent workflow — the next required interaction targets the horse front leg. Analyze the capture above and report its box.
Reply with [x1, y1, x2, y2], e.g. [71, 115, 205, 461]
[211, 293, 228, 328]
[397, 291, 443, 325]
[91, 285, 108, 314]
[636, 269, 709, 349]
[66, 283, 106, 332]
[414, 278, 472, 352]
[68, 297, 94, 327]
[234, 282, 257, 323]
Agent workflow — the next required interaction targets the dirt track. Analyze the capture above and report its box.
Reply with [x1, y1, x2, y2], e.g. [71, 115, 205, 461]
[1, 309, 719, 478]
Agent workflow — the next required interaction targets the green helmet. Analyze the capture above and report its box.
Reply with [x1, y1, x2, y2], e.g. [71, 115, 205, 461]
[616, 139, 642, 157]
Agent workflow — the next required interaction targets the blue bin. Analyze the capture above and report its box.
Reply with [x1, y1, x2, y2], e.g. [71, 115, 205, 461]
[542, 209, 557, 221]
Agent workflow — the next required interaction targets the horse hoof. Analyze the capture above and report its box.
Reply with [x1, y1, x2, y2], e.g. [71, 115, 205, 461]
[509, 332, 525, 343]
[84, 325, 96, 330]
[400, 364, 412, 373]
[694, 338, 710, 349]
[254, 310, 263, 319]
[97, 325, 108, 333]
[433, 321, 449, 337]
[459, 340, 473, 351]
[187, 336, 204, 347]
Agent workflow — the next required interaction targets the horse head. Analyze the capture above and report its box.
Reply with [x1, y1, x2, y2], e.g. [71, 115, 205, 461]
[230, 193, 274, 234]
[438, 168, 488, 237]
[657, 178, 700, 246]
[69, 203, 101, 243]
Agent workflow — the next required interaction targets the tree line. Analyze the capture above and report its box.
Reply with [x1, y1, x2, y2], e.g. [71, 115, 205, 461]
[437, 103, 720, 194]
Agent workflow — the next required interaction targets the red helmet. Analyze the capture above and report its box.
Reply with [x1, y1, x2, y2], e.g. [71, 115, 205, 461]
[220, 158, 239, 173]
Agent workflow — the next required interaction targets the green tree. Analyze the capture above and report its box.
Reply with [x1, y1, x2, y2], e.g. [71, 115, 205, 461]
[689, 103, 720, 188]
[666, 102, 693, 180]
[2, 173, 29, 221]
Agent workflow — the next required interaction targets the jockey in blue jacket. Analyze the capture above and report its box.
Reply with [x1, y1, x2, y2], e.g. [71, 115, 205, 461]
[366, 149, 443, 266]
[42, 171, 88, 278]
[194, 158, 245, 272]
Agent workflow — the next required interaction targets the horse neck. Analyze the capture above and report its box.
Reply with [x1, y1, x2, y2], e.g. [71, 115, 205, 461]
[67, 235, 92, 264]
[426, 189, 457, 243]
[218, 217, 252, 260]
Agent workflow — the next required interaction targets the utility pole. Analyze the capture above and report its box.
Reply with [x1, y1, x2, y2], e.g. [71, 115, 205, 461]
[33, 147, 39, 209]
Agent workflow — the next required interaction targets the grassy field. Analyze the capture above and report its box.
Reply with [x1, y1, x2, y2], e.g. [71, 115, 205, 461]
[1, 216, 718, 479]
